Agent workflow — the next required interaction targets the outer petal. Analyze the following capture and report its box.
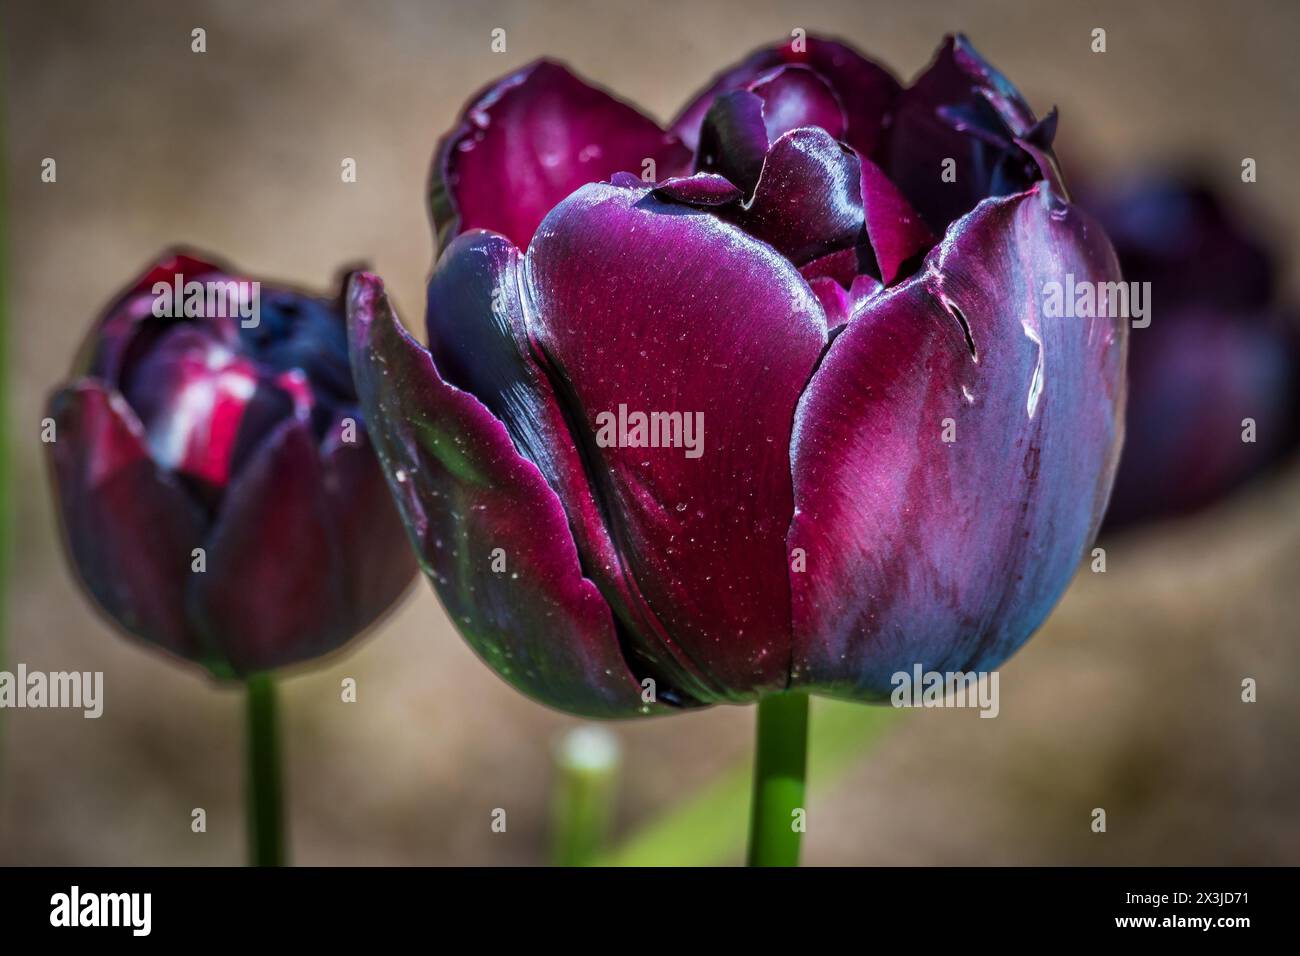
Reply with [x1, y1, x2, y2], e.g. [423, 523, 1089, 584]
[430, 60, 691, 252]
[320, 421, 419, 632]
[348, 273, 659, 717]
[46, 382, 210, 666]
[672, 36, 900, 158]
[187, 417, 351, 676]
[524, 182, 829, 698]
[788, 186, 1126, 698]
[425, 230, 718, 706]
[423, 231, 621, 603]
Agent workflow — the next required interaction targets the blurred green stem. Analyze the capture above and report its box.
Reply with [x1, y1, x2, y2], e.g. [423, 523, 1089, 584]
[551, 725, 621, 866]
[747, 692, 809, 867]
[246, 673, 285, 866]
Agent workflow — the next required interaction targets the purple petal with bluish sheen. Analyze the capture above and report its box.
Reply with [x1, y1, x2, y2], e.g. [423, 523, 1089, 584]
[430, 60, 691, 252]
[46, 381, 209, 666]
[807, 276, 854, 328]
[524, 181, 829, 698]
[876, 34, 1050, 235]
[695, 90, 769, 194]
[788, 185, 1126, 699]
[724, 127, 864, 265]
[188, 417, 350, 675]
[348, 273, 661, 717]
[240, 287, 354, 408]
[672, 36, 900, 158]
[423, 231, 624, 605]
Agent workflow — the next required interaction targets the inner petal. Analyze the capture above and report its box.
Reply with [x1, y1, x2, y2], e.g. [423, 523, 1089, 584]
[431, 60, 691, 251]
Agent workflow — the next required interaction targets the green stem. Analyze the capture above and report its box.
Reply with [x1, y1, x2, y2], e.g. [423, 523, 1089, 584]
[245, 673, 285, 866]
[550, 725, 622, 866]
[746, 691, 809, 867]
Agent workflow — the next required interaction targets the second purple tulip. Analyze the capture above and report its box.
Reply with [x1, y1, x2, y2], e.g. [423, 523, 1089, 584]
[349, 34, 1128, 717]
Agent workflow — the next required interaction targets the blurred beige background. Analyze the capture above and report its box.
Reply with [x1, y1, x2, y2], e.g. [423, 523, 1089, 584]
[2, 0, 1298, 864]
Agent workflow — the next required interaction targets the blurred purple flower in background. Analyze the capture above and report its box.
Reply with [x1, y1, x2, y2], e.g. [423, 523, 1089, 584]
[1084, 175, 1300, 530]
[352, 34, 1127, 716]
[46, 253, 415, 678]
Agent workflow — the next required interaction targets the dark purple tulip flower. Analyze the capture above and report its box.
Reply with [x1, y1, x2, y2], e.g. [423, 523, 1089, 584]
[1082, 174, 1300, 529]
[47, 252, 416, 678]
[351, 34, 1127, 717]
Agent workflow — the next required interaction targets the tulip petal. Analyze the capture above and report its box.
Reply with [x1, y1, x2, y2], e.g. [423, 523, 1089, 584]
[751, 65, 847, 144]
[672, 36, 900, 158]
[725, 127, 864, 265]
[423, 232, 621, 600]
[320, 421, 418, 633]
[188, 417, 351, 675]
[806, 274, 882, 329]
[859, 157, 936, 284]
[693, 66, 846, 196]
[799, 247, 862, 287]
[240, 286, 354, 403]
[46, 382, 210, 667]
[83, 253, 229, 385]
[652, 173, 744, 207]
[788, 186, 1126, 698]
[807, 277, 854, 328]
[876, 35, 1049, 235]
[118, 324, 274, 493]
[349, 272, 661, 717]
[524, 181, 829, 697]
[430, 60, 691, 251]
[425, 230, 723, 706]
[126, 252, 225, 299]
[695, 90, 769, 194]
